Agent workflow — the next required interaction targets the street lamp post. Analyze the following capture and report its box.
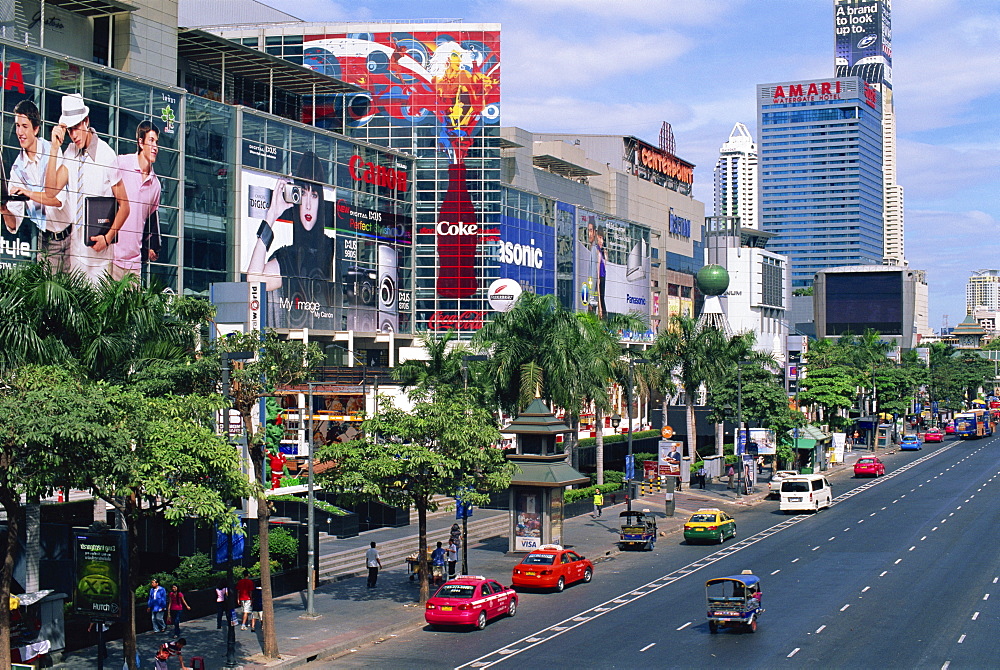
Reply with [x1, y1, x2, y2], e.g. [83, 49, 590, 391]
[625, 357, 650, 511]
[460, 354, 488, 576]
[220, 351, 252, 670]
[303, 382, 320, 619]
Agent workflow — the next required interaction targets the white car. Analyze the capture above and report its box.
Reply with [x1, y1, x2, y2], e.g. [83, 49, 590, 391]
[769, 470, 799, 497]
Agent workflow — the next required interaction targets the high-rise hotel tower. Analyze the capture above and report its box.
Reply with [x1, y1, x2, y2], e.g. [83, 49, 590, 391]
[835, 0, 904, 265]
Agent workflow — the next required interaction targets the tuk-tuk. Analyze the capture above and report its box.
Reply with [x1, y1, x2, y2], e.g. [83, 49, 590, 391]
[705, 570, 762, 633]
[618, 509, 657, 551]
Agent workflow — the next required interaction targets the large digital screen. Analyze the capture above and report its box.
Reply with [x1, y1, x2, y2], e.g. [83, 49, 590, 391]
[825, 271, 902, 335]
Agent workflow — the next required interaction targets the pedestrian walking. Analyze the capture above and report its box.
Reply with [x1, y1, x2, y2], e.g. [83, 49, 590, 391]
[366, 541, 382, 588]
[250, 586, 263, 632]
[727, 465, 735, 489]
[592, 488, 603, 518]
[147, 578, 167, 634]
[431, 541, 447, 585]
[166, 584, 190, 638]
[214, 581, 228, 630]
[447, 538, 459, 578]
[697, 465, 707, 489]
[236, 576, 254, 630]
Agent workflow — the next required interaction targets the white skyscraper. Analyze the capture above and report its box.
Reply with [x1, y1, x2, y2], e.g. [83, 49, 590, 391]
[713, 122, 758, 228]
[835, 0, 905, 265]
[967, 269, 1000, 313]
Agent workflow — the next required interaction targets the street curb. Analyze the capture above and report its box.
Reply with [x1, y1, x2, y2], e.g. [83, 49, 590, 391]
[246, 612, 427, 668]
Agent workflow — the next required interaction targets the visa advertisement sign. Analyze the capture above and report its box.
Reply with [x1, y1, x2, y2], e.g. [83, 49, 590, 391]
[493, 215, 556, 297]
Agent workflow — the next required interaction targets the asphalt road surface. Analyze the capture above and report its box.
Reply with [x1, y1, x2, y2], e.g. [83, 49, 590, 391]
[332, 435, 1000, 669]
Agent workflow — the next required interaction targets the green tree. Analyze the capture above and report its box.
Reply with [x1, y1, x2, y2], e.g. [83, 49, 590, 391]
[393, 330, 476, 401]
[318, 394, 513, 603]
[0, 368, 131, 669]
[87, 392, 251, 666]
[649, 315, 727, 461]
[797, 365, 860, 428]
[218, 330, 320, 659]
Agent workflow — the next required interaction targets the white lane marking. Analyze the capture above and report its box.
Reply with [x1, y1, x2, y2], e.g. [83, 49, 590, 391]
[880, 571, 888, 577]
[771, 569, 781, 575]
[828, 537, 836, 542]
[812, 546, 821, 551]
[844, 528, 851, 532]
[921, 536, 927, 541]
[949, 513, 955, 517]
[909, 546, 916, 551]
[788, 648, 800, 658]
[957, 506, 962, 510]
[869, 512, 877, 517]
[840, 604, 850, 611]
[862, 586, 871, 592]
[457, 444, 955, 669]
[895, 559, 903, 564]
[984, 594, 990, 601]
[858, 519, 864, 524]
[676, 622, 691, 631]
[893, 500, 898, 503]
[972, 612, 980, 620]
[816, 625, 826, 634]
[994, 578, 998, 584]
[881, 507, 887, 510]
[933, 527, 938, 531]
[958, 634, 966, 644]
[640, 643, 656, 652]
[942, 661, 951, 670]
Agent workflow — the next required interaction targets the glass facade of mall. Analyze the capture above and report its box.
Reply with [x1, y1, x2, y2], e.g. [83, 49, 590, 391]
[756, 76, 883, 288]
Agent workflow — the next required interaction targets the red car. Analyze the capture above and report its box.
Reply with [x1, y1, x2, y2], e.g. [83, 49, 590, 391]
[924, 428, 944, 443]
[854, 456, 886, 478]
[424, 576, 517, 630]
[511, 544, 593, 592]
[944, 422, 955, 434]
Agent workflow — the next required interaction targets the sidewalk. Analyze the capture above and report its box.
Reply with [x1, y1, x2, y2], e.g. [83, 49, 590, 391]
[55, 458, 863, 669]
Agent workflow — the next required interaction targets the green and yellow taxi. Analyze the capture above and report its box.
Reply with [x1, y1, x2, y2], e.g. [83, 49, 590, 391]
[684, 508, 737, 545]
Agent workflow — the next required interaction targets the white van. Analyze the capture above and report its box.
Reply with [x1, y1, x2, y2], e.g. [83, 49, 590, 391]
[779, 474, 832, 513]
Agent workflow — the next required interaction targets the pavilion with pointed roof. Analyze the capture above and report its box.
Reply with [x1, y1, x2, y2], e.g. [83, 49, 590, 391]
[503, 398, 588, 552]
[953, 314, 986, 350]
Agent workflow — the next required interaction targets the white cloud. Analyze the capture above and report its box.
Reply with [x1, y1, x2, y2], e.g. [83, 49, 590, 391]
[500, 29, 694, 91]
[502, 0, 736, 26]
[897, 138, 1000, 202]
[906, 208, 999, 326]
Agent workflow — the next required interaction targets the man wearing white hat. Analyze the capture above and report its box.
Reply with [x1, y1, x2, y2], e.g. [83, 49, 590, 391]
[43, 93, 130, 282]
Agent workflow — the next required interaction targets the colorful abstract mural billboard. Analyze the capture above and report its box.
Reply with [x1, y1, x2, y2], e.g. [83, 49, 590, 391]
[299, 29, 501, 316]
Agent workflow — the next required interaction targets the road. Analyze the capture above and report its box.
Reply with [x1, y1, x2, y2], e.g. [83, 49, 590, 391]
[331, 435, 1000, 669]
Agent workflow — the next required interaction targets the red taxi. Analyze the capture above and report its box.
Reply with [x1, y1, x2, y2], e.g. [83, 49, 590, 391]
[923, 428, 944, 443]
[424, 576, 517, 630]
[853, 456, 886, 477]
[511, 544, 593, 592]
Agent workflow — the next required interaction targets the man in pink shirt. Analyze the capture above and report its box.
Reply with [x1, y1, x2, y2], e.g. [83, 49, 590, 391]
[111, 120, 161, 280]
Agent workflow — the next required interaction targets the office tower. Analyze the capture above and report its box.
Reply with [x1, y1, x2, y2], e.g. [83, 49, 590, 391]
[967, 269, 1000, 313]
[713, 122, 758, 228]
[835, 0, 904, 264]
[757, 77, 884, 288]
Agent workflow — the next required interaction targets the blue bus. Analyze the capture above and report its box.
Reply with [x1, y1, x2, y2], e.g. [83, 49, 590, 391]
[954, 410, 993, 439]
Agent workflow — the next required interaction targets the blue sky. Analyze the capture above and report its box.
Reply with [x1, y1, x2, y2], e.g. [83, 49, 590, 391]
[259, 0, 1000, 332]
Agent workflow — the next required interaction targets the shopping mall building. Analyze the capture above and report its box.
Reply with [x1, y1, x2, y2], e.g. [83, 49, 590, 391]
[0, 2, 707, 438]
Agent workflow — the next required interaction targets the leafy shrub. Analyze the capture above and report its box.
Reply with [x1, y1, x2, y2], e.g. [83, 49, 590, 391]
[565, 481, 623, 504]
[576, 429, 661, 449]
[268, 494, 348, 516]
[251, 526, 298, 570]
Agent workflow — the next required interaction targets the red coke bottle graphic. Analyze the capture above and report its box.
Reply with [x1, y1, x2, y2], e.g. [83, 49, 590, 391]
[436, 162, 479, 298]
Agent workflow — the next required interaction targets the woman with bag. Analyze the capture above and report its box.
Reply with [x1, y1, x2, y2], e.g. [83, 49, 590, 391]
[167, 584, 191, 637]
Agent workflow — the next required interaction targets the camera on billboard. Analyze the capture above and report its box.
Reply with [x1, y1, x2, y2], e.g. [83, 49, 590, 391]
[342, 265, 377, 307]
[282, 183, 302, 205]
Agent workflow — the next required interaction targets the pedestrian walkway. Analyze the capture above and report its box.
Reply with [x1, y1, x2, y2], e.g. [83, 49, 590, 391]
[54, 457, 864, 669]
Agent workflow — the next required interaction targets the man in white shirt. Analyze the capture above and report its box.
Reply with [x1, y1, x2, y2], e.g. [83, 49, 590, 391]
[0, 99, 70, 270]
[365, 541, 382, 588]
[44, 93, 130, 282]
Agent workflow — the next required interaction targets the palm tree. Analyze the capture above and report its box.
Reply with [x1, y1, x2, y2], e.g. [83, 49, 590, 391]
[473, 292, 579, 415]
[649, 315, 727, 462]
[708, 331, 780, 454]
[393, 330, 473, 401]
